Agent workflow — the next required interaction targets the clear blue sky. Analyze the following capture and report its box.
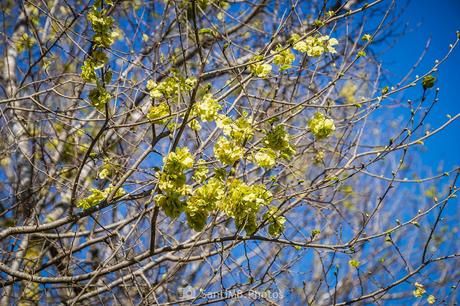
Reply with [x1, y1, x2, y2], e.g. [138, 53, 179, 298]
[381, 0, 460, 171]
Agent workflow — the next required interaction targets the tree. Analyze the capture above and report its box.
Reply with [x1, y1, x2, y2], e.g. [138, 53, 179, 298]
[0, 0, 459, 304]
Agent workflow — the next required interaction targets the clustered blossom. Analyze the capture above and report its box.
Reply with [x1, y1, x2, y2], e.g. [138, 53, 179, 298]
[271, 45, 295, 70]
[153, 148, 275, 234]
[262, 125, 296, 159]
[155, 147, 194, 217]
[349, 259, 360, 268]
[157, 147, 193, 193]
[413, 282, 426, 298]
[98, 157, 114, 179]
[192, 159, 209, 183]
[252, 148, 277, 168]
[362, 34, 372, 41]
[427, 295, 436, 304]
[214, 136, 244, 165]
[184, 177, 273, 234]
[87, 7, 116, 48]
[80, 2, 117, 109]
[263, 207, 286, 236]
[249, 55, 272, 78]
[77, 184, 125, 210]
[212, 114, 255, 166]
[220, 179, 273, 234]
[193, 93, 221, 121]
[88, 86, 112, 109]
[80, 51, 108, 83]
[308, 112, 336, 139]
[147, 102, 170, 123]
[422, 75, 436, 90]
[186, 178, 224, 231]
[291, 33, 338, 57]
[217, 115, 254, 144]
[146, 76, 197, 100]
[249, 124, 296, 169]
[15, 33, 35, 53]
[339, 81, 358, 103]
[411, 282, 436, 304]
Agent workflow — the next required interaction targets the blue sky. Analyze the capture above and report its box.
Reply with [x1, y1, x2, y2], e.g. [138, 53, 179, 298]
[381, 0, 460, 171]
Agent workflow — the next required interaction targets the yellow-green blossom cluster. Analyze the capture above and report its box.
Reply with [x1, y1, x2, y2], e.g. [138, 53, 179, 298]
[422, 75, 436, 90]
[263, 206, 286, 236]
[77, 184, 125, 210]
[155, 147, 194, 217]
[362, 34, 372, 42]
[214, 136, 244, 165]
[81, 2, 116, 109]
[182, 177, 274, 234]
[213, 115, 255, 166]
[216, 114, 254, 144]
[15, 33, 35, 53]
[81, 51, 108, 83]
[249, 55, 272, 78]
[219, 179, 272, 234]
[192, 159, 209, 183]
[262, 125, 296, 160]
[349, 259, 360, 268]
[308, 112, 336, 139]
[193, 93, 221, 121]
[158, 147, 193, 193]
[186, 178, 224, 231]
[252, 148, 277, 169]
[413, 282, 426, 298]
[412, 282, 436, 304]
[98, 157, 114, 179]
[153, 150, 279, 234]
[291, 34, 338, 57]
[87, 6, 116, 48]
[339, 82, 358, 103]
[271, 45, 295, 70]
[88, 85, 112, 109]
[146, 76, 197, 100]
[147, 102, 170, 123]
